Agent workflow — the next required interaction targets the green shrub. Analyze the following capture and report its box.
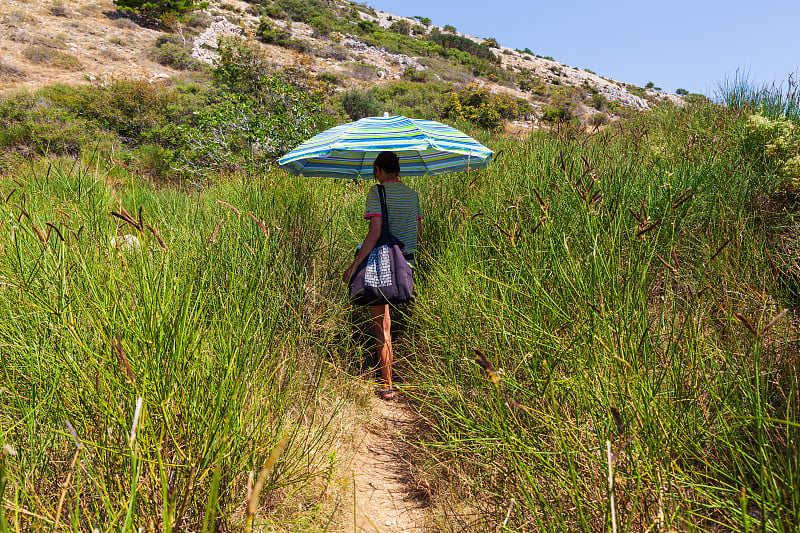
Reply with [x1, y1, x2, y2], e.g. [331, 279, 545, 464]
[357, 19, 377, 33]
[40, 80, 182, 144]
[316, 72, 341, 86]
[590, 92, 606, 110]
[402, 67, 429, 83]
[149, 35, 202, 70]
[676, 88, 689, 95]
[274, 0, 330, 23]
[645, 81, 655, 89]
[309, 16, 331, 37]
[256, 18, 292, 47]
[427, 33, 498, 63]
[261, 4, 286, 19]
[414, 15, 431, 25]
[113, 0, 207, 21]
[483, 37, 499, 48]
[389, 19, 410, 35]
[443, 84, 529, 130]
[219, 2, 240, 12]
[132, 143, 173, 177]
[341, 89, 381, 121]
[443, 24, 456, 33]
[741, 113, 800, 192]
[586, 112, 608, 126]
[541, 103, 569, 123]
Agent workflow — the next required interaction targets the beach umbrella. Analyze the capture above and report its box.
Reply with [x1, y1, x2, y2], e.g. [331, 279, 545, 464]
[277, 114, 493, 179]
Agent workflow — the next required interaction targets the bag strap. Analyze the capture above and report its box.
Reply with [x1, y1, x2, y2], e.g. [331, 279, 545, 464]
[377, 184, 391, 240]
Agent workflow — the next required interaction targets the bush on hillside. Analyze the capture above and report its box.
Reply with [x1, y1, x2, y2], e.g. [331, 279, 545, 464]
[309, 16, 331, 37]
[113, 0, 207, 22]
[541, 104, 569, 123]
[176, 38, 327, 174]
[590, 92, 606, 110]
[428, 32, 498, 63]
[401, 67, 429, 83]
[256, 18, 292, 47]
[741, 113, 800, 192]
[149, 35, 202, 70]
[443, 84, 530, 130]
[389, 19, 410, 36]
[273, 0, 330, 23]
[341, 89, 381, 121]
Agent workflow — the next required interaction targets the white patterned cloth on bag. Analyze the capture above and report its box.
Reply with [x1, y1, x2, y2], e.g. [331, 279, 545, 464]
[364, 246, 392, 287]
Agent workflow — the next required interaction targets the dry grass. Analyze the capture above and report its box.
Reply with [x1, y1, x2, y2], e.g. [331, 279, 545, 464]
[0, 60, 26, 79]
[22, 45, 82, 70]
[1, 10, 40, 27]
[8, 29, 67, 48]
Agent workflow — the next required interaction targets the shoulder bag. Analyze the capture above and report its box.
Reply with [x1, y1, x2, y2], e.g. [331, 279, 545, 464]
[348, 185, 414, 306]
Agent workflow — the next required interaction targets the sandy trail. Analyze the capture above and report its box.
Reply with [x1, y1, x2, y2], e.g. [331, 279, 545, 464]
[347, 395, 428, 533]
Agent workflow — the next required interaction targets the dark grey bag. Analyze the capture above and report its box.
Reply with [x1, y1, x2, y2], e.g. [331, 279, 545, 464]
[348, 185, 414, 306]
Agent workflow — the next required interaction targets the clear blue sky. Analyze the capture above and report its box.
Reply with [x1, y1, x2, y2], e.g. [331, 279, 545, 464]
[364, 0, 800, 96]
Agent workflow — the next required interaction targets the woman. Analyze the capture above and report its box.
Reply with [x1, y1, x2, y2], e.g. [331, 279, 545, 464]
[343, 151, 421, 401]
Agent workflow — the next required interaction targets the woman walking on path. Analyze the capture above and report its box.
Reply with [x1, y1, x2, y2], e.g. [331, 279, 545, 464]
[343, 151, 421, 401]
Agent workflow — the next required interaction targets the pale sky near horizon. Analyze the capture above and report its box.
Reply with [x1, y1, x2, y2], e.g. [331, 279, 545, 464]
[364, 0, 800, 97]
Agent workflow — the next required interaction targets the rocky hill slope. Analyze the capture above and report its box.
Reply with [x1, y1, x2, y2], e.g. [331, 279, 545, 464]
[0, 0, 681, 128]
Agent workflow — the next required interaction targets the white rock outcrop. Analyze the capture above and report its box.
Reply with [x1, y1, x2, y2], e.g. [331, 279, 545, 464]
[192, 18, 244, 65]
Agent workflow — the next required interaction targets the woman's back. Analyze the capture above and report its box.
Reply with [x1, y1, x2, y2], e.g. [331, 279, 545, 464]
[364, 181, 421, 256]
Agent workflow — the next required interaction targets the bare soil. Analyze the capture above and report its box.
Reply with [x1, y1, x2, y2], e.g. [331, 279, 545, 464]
[346, 392, 428, 533]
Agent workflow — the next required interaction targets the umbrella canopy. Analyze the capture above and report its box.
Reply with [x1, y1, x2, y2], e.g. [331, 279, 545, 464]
[277, 115, 493, 179]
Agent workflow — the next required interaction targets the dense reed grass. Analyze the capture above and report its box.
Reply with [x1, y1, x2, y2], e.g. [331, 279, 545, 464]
[0, 159, 376, 530]
[718, 71, 800, 122]
[400, 101, 799, 531]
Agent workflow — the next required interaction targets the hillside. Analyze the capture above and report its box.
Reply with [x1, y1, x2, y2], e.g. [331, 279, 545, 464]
[0, 0, 681, 130]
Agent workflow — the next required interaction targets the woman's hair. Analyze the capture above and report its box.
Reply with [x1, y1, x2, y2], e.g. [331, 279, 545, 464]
[373, 151, 400, 175]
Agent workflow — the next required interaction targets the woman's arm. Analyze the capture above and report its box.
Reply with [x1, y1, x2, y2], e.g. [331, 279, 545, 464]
[343, 216, 383, 283]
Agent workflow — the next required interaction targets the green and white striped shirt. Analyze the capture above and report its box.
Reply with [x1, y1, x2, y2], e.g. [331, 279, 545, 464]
[364, 181, 421, 257]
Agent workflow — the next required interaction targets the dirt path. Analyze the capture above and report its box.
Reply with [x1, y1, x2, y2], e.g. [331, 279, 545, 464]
[347, 395, 428, 533]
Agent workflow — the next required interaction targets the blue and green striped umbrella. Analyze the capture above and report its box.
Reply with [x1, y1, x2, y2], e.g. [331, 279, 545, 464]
[277, 115, 493, 179]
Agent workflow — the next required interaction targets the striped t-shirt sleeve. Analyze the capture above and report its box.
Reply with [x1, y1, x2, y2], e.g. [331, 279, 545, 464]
[365, 185, 381, 218]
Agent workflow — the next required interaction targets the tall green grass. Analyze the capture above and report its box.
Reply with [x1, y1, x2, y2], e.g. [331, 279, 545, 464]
[402, 102, 799, 531]
[0, 159, 374, 530]
[719, 70, 800, 122]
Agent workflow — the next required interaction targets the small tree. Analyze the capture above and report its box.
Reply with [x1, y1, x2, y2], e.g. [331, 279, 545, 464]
[443, 24, 456, 33]
[389, 19, 410, 35]
[113, 0, 206, 21]
[341, 89, 381, 121]
[676, 88, 689, 95]
[177, 37, 326, 174]
[645, 81, 655, 89]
